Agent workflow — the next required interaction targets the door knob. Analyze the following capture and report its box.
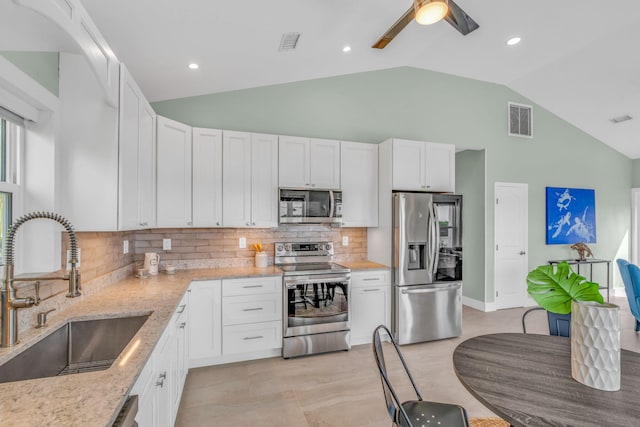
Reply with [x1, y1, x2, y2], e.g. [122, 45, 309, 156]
[519, 251, 526, 255]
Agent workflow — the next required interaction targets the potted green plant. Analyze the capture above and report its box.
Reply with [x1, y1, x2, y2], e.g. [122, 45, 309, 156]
[526, 261, 604, 336]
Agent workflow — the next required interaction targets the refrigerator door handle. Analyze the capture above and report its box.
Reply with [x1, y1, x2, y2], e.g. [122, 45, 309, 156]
[428, 201, 440, 278]
[328, 190, 335, 219]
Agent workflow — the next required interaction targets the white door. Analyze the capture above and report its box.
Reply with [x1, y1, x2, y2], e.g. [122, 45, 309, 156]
[494, 182, 528, 309]
[632, 188, 640, 265]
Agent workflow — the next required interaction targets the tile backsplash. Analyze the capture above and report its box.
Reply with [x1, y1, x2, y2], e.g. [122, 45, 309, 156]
[133, 225, 368, 269]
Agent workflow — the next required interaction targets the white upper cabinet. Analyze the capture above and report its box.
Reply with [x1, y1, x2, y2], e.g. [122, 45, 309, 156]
[340, 141, 378, 227]
[157, 116, 193, 227]
[222, 131, 278, 228]
[119, 64, 156, 230]
[279, 136, 340, 189]
[392, 139, 455, 192]
[192, 128, 223, 227]
[250, 133, 279, 227]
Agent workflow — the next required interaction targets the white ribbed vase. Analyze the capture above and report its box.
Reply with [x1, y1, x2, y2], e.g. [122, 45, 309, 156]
[570, 300, 621, 391]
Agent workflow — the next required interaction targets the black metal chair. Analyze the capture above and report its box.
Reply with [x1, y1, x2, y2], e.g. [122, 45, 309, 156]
[372, 325, 470, 427]
[521, 307, 570, 337]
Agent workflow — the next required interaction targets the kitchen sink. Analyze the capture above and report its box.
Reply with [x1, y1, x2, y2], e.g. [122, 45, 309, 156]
[0, 314, 149, 384]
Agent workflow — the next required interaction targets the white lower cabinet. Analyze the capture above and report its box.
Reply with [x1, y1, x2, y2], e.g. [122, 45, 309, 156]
[189, 280, 222, 365]
[350, 270, 391, 345]
[221, 277, 282, 354]
[131, 292, 190, 427]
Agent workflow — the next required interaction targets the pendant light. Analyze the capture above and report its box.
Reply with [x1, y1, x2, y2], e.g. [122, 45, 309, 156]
[413, 0, 449, 25]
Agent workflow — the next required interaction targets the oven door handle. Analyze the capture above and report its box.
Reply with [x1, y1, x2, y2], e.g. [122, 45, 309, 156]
[286, 276, 350, 287]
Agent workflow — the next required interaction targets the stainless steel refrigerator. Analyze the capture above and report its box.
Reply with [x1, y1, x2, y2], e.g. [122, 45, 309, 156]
[393, 192, 463, 345]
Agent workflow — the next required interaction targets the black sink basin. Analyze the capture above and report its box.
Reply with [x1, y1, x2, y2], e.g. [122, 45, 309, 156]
[0, 314, 149, 384]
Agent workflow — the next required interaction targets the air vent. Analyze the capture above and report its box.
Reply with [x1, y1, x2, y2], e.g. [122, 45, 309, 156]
[279, 32, 301, 51]
[508, 102, 533, 138]
[610, 114, 632, 124]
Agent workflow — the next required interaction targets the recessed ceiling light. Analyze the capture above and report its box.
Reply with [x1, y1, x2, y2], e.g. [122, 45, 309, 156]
[506, 37, 521, 46]
[342, 46, 351, 53]
[188, 63, 199, 70]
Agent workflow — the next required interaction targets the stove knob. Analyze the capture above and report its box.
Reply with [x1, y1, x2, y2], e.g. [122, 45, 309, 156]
[285, 243, 292, 251]
[275, 243, 284, 253]
[326, 242, 332, 251]
[318, 244, 325, 251]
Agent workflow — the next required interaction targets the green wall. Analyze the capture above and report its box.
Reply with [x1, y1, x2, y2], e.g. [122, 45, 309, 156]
[0, 51, 59, 96]
[633, 159, 640, 187]
[456, 150, 486, 301]
[153, 66, 632, 301]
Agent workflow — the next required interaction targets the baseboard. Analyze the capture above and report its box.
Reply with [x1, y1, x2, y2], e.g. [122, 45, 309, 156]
[189, 348, 281, 368]
[463, 296, 494, 312]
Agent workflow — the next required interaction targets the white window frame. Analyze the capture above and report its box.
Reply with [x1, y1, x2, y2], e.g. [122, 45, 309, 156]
[0, 119, 24, 267]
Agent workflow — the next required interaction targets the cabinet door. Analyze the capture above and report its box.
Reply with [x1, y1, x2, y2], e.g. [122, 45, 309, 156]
[172, 312, 187, 424]
[309, 138, 340, 189]
[350, 271, 391, 345]
[154, 328, 172, 427]
[138, 103, 156, 228]
[222, 131, 252, 227]
[157, 116, 192, 227]
[193, 128, 223, 227]
[392, 139, 426, 191]
[251, 133, 278, 227]
[278, 135, 309, 188]
[118, 68, 141, 230]
[118, 64, 156, 230]
[340, 141, 378, 227]
[189, 280, 222, 360]
[424, 142, 455, 192]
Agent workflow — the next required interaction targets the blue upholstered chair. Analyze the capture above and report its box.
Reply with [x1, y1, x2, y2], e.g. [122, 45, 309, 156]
[616, 259, 640, 332]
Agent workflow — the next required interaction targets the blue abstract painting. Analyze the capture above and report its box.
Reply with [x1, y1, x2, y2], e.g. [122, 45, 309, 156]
[546, 187, 596, 245]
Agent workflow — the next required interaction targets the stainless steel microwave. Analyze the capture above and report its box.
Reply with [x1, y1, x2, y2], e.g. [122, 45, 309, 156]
[279, 188, 342, 224]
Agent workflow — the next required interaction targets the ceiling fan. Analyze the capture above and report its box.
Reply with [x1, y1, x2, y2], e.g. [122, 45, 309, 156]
[372, 0, 479, 49]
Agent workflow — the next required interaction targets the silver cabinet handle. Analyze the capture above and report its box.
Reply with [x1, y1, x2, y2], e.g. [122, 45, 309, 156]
[363, 288, 381, 292]
[179, 322, 186, 329]
[362, 277, 380, 281]
[243, 307, 263, 312]
[216, 222, 220, 226]
[246, 222, 250, 226]
[243, 285, 263, 289]
[252, 222, 255, 226]
[187, 221, 193, 226]
[176, 304, 186, 313]
[243, 335, 263, 340]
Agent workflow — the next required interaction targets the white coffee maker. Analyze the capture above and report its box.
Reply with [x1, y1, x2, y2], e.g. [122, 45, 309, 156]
[144, 252, 160, 275]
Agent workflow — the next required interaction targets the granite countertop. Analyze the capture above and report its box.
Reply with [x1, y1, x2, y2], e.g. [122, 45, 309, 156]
[0, 266, 282, 427]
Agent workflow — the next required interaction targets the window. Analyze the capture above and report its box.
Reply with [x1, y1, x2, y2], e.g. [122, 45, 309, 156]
[0, 117, 22, 263]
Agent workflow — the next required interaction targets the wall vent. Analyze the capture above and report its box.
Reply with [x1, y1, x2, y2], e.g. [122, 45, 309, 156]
[279, 32, 301, 51]
[610, 114, 632, 124]
[508, 102, 533, 138]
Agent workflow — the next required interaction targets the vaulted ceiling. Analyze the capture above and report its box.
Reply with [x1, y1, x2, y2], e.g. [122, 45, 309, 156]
[3, 1, 640, 158]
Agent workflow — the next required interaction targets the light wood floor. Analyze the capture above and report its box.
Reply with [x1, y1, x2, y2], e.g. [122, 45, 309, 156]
[176, 296, 640, 426]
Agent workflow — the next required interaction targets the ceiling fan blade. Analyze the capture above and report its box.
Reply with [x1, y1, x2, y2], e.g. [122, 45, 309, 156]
[444, 0, 479, 35]
[372, 6, 415, 49]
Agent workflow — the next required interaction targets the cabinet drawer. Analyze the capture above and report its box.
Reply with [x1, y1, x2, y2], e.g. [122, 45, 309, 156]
[223, 321, 282, 354]
[222, 276, 281, 297]
[222, 293, 281, 326]
[351, 270, 390, 288]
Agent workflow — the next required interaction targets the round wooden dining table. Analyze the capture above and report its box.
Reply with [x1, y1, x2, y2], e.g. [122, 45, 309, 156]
[453, 333, 640, 427]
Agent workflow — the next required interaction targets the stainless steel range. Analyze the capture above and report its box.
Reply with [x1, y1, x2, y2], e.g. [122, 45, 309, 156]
[275, 241, 351, 358]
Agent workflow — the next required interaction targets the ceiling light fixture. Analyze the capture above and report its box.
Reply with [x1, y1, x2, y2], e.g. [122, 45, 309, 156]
[342, 46, 351, 53]
[506, 37, 521, 46]
[188, 63, 199, 70]
[414, 0, 449, 26]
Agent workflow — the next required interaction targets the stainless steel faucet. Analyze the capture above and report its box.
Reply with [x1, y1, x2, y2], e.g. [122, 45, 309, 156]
[1, 212, 81, 347]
